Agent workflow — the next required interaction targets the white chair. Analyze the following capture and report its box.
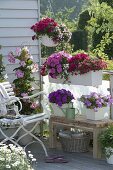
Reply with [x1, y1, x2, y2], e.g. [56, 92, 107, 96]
[0, 81, 48, 156]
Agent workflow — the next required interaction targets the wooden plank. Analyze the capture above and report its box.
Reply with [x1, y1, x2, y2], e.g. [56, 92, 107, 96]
[0, 9, 38, 19]
[0, 28, 35, 38]
[1, 46, 39, 55]
[0, 37, 39, 47]
[0, 19, 37, 27]
[0, 0, 38, 10]
[7, 72, 40, 83]
[3, 54, 39, 65]
[5, 63, 39, 74]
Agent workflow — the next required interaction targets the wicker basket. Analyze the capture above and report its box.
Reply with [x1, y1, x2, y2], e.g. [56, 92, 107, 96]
[59, 130, 90, 152]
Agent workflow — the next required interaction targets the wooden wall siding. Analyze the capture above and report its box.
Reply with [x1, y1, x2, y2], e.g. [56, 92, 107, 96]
[0, 0, 40, 83]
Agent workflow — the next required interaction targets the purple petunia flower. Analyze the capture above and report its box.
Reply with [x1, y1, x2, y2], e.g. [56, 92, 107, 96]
[80, 92, 113, 112]
[48, 89, 74, 106]
[84, 100, 91, 107]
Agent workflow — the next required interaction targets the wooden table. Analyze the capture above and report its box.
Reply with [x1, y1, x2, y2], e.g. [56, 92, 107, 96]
[49, 115, 113, 159]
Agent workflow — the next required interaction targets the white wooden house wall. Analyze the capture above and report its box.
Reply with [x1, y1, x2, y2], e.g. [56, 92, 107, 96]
[0, 0, 40, 83]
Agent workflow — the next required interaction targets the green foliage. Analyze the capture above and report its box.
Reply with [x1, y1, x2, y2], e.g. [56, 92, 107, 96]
[42, 7, 77, 32]
[77, 10, 91, 30]
[41, 42, 73, 58]
[86, 1, 113, 59]
[40, 0, 86, 20]
[99, 0, 113, 8]
[74, 9, 90, 51]
[0, 54, 5, 82]
[99, 125, 113, 157]
[70, 30, 88, 51]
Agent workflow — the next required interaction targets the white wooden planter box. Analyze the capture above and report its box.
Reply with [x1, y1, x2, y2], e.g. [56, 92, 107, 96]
[50, 103, 72, 117]
[41, 35, 58, 47]
[49, 70, 102, 86]
[84, 107, 110, 120]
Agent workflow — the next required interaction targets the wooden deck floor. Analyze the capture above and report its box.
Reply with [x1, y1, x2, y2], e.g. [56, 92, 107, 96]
[27, 142, 113, 170]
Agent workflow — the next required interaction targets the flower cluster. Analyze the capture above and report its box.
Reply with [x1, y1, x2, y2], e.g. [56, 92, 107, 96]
[68, 53, 107, 75]
[0, 144, 35, 170]
[31, 17, 72, 44]
[8, 46, 41, 115]
[80, 92, 113, 112]
[41, 51, 71, 80]
[48, 89, 74, 107]
[41, 52, 107, 81]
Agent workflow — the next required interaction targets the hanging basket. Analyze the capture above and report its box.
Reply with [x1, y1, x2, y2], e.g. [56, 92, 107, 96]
[41, 35, 58, 47]
[49, 70, 103, 86]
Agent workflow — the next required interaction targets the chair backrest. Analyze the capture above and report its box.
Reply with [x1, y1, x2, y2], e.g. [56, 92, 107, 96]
[0, 81, 22, 115]
[0, 82, 15, 99]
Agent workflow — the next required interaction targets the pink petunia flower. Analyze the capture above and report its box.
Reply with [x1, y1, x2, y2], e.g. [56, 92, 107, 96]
[30, 102, 38, 109]
[19, 61, 26, 67]
[15, 47, 21, 56]
[8, 52, 15, 63]
[15, 69, 24, 78]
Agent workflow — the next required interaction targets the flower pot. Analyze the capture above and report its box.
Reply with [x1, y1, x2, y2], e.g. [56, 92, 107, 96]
[50, 103, 73, 117]
[84, 107, 110, 120]
[105, 147, 113, 164]
[41, 35, 58, 47]
[49, 70, 102, 86]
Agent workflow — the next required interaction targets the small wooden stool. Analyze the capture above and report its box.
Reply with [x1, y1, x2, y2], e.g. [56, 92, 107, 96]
[49, 115, 113, 159]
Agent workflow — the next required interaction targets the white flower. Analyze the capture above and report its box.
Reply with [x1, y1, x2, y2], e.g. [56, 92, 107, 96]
[6, 165, 11, 169]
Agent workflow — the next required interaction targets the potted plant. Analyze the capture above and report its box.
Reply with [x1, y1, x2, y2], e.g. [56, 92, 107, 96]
[79, 92, 113, 120]
[8, 46, 40, 115]
[31, 17, 72, 47]
[0, 143, 36, 169]
[48, 89, 76, 118]
[41, 52, 107, 86]
[8, 46, 41, 145]
[99, 125, 113, 164]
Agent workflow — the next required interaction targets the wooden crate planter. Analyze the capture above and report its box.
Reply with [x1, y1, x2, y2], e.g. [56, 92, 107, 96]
[49, 70, 102, 86]
[84, 107, 110, 120]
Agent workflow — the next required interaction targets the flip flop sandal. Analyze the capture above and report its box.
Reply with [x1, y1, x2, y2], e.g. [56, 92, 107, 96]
[45, 157, 68, 163]
[45, 155, 64, 160]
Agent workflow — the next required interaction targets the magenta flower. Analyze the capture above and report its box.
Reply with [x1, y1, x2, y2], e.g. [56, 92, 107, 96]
[15, 69, 24, 78]
[57, 67, 62, 73]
